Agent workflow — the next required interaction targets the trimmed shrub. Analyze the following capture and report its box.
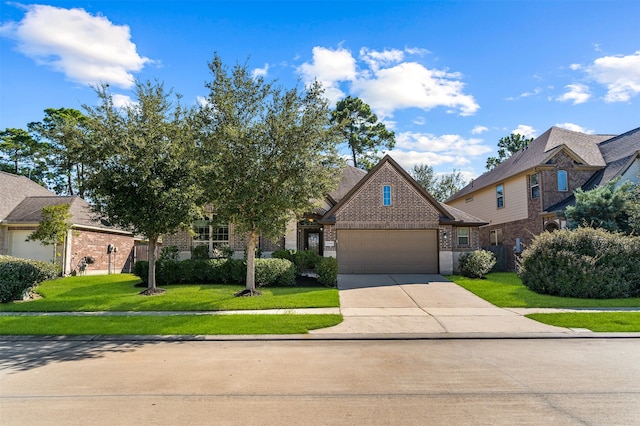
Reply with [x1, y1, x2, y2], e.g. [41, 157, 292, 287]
[272, 249, 321, 275]
[0, 255, 59, 302]
[191, 245, 210, 260]
[132, 258, 295, 286]
[255, 258, 296, 287]
[159, 245, 180, 261]
[518, 227, 640, 299]
[458, 249, 496, 279]
[317, 257, 338, 287]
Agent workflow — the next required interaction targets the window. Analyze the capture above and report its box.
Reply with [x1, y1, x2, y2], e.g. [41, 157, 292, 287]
[383, 185, 391, 206]
[496, 184, 504, 208]
[490, 229, 503, 246]
[457, 227, 469, 245]
[193, 215, 229, 253]
[558, 170, 568, 192]
[530, 173, 540, 199]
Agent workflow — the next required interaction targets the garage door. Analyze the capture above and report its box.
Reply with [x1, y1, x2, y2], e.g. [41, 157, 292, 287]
[8, 230, 54, 263]
[337, 230, 438, 274]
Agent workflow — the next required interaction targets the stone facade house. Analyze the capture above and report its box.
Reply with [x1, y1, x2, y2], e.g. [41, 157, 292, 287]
[0, 171, 137, 275]
[165, 155, 486, 274]
[446, 126, 640, 270]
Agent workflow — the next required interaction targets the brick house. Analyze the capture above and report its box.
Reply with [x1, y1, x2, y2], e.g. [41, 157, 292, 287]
[0, 171, 137, 275]
[446, 126, 640, 270]
[165, 155, 486, 274]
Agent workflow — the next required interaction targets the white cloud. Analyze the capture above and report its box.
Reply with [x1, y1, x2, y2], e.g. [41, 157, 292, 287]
[0, 4, 149, 88]
[570, 64, 581, 71]
[556, 83, 591, 104]
[512, 125, 537, 138]
[507, 87, 542, 100]
[555, 123, 594, 134]
[252, 63, 269, 78]
[386, 149, 460, 169]
[471, 125, 488, 134]
[112, 94, 135, 108]
[297, 45, 478, 118]
[353, 62, 479, 118]
[587, 50, 640, 102]
[396, 132, 492, 157]
[412, 116, 426, 125]
[297, 46, 357, 103]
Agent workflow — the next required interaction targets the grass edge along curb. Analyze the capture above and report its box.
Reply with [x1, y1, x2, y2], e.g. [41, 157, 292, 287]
[0, 314, 343, 335]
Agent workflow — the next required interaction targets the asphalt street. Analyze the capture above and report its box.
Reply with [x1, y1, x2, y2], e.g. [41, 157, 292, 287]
[1, 337, 639, 425]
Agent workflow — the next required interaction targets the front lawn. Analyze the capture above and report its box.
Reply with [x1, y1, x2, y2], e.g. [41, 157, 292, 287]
[448, 273, 640, 308]
[0, 274, 340, 312]
[448, 272, 640, 332]
[0, 314, 343, 335]
[526, 313, 640, 332]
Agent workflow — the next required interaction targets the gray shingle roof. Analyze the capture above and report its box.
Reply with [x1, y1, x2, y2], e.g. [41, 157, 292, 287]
[327, 165, 367, 203]
[597, 126, 640, 184]
[0, 171, 55, 220]
[4, 195, 131, 234]
[447, 126, 615, 202]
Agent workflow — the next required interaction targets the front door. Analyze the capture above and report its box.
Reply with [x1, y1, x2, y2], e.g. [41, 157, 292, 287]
[305, 230, 322, 255]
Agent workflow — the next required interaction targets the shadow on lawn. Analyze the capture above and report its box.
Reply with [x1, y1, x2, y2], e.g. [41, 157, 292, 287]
[0, 337, 167, 373]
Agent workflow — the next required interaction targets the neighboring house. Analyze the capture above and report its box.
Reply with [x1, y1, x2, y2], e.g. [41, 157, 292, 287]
[447, 126, 640, 270]
[165, 155, 486, 274]
[0, 171, 137, 275]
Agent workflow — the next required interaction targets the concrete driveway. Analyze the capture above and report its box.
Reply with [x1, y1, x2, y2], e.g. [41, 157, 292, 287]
[311, 274, 569, 335]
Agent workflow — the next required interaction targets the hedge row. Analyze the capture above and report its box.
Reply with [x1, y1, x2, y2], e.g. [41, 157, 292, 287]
[0, 255, 59, 303]
[133, 258, 296, 287]
[518, 227, 640, 299]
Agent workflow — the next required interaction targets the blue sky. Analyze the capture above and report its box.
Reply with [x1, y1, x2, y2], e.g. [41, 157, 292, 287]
[1, 1, 639, 179]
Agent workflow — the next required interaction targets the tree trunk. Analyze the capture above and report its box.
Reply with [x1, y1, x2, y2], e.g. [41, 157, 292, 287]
[235, 231, 261, 297]
[351, 146, 358, 169]
[141, 236, 165, 296]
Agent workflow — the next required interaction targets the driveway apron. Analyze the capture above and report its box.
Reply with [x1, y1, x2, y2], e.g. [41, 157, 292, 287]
[311, 274, 568, 335]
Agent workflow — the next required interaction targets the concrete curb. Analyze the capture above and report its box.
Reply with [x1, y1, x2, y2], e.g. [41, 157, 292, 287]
[1, 332, 639, 342]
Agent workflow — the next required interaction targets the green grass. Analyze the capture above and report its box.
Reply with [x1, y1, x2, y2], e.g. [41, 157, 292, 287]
[0, 314, 343, 335]
[527, 313, 640, 332]
[448, 272, 640, 308]
[448, 272, 640, 332]
[0, 274, 339, 312]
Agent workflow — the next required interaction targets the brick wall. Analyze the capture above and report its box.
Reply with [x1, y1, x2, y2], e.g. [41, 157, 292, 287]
[541, 151, 596, 210]
[70, 229, 135, 274]
[334, 162, 441, 229]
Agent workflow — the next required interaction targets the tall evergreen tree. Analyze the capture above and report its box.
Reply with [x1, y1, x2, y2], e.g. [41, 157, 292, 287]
[486, 133, 533, 170]
[330, 96, 395, 170]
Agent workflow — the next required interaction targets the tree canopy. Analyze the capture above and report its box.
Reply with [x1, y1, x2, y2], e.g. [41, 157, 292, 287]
[485, 133, 533, 170]
[330, 96, 395, 170]
[84, 81, 205, 294]
[411, 163, 468, 202]
[199, 54, 342, 295]
[28, 108, 93, 197]
[564, 179, 636, 234]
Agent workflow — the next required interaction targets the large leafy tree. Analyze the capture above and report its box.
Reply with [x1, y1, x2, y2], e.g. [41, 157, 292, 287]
[485, 133, 533, 170]
[411, 163, 468, 202]
[84, 81, 205, 294]
[28, 108, 94, 197]
[27, 203, 72, 264]
[564, 179, 633, 233]
[330, 96, 395, 170]
[200, 54, 342, 296]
